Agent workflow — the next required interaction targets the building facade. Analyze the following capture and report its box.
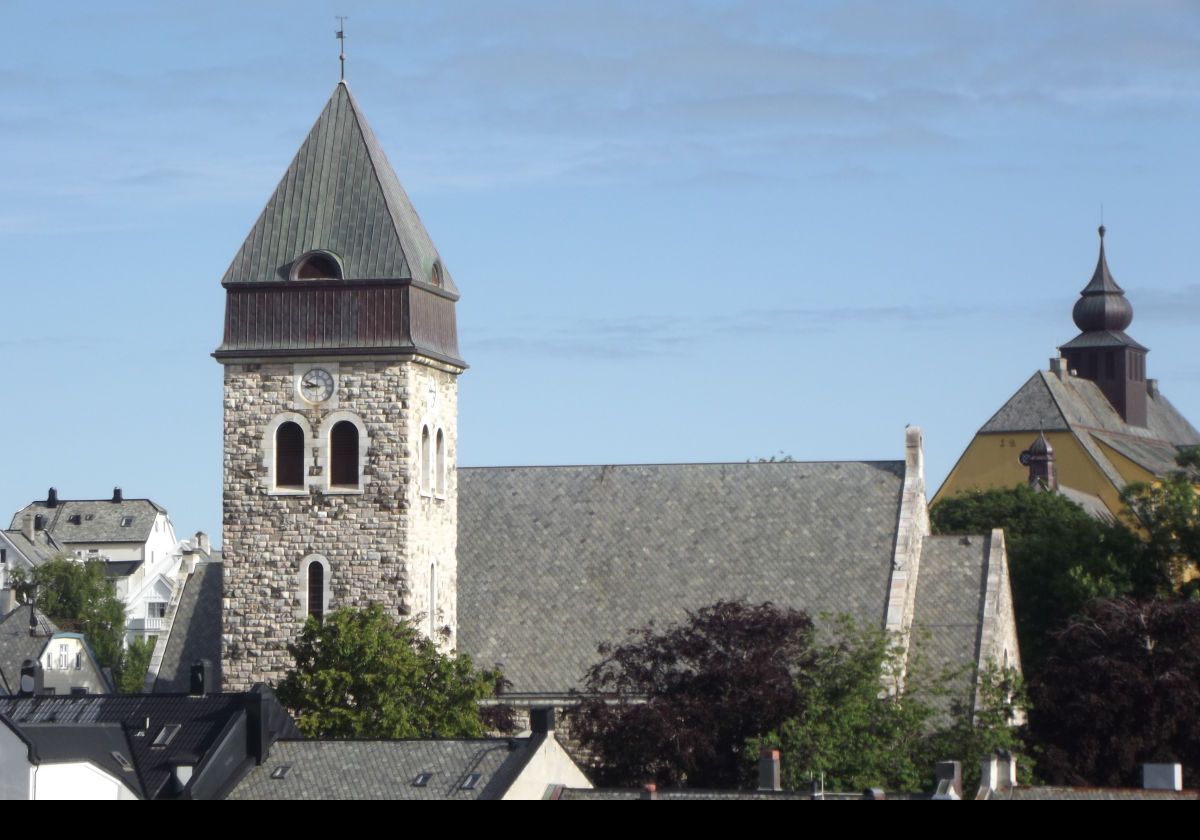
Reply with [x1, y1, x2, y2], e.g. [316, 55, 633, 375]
[216, 82, 464, 690]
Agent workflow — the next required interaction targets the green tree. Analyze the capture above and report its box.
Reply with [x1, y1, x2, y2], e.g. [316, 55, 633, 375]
[14, 557, 126, 671]
[931, 485, 1151, 668]
[117, 636, 156, 694]
[275, 604, 505, 739]
[1121, 468, 1200, 592]
[754, 619, 934, 792]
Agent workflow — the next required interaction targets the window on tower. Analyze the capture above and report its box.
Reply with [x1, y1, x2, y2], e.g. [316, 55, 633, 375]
[435, 428, 446, 498]
[290, 250, 343, 281]
[276, 422, 306, 489]
[330, 421, 360, 488]
[298, 555, 330, 622]
[421, 425, 432, 494]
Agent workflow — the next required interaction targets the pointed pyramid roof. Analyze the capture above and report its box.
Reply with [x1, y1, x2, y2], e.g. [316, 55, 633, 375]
[221, 82, 456, 294]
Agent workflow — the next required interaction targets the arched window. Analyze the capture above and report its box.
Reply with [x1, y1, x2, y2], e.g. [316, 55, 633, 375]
[435, 429, 446, 497]
[290, 250, 343, 281]
[421, 425, 432, 493]
[308, 562, 325, 622]
[276, 422, 306, 489]
[298, 555, 330, 622]
[330, 421, 359, 488]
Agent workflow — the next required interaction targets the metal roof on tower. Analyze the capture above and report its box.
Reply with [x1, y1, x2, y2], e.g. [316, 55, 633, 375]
[214, 82, 463, 364]
[221, 82, 455, 292]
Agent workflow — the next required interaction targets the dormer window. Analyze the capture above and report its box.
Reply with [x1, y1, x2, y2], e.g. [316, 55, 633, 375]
[430, 261, 443, 288]
[289, 250, 343, 281]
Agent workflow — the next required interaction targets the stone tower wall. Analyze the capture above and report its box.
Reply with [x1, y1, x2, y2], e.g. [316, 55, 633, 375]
[221, 356, 460, 691]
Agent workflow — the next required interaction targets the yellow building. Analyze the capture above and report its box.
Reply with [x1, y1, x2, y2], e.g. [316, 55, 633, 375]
[935, 227, 1200, 519]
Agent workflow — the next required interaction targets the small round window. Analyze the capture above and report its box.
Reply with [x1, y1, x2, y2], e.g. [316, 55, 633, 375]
[290, 251, 343, 281]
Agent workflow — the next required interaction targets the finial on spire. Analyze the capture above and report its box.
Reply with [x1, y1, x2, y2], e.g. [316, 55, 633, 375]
[336, 17, 348, 81]
[1099, 224, 1106, 240]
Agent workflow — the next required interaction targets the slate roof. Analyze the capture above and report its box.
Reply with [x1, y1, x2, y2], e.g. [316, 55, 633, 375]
[0, 692, 271, 799]
[979, 371, 1199, 447]
[0, 529, 64, 567]
[220, 82, 454, 293]
[457, 461, 906, 696]
[0, 606, 58, 695]
[994, 786, 1199, 800]
[152, 561, 223, 693]
[909, 536, 989, 700]
[227, 737, 537, 800]
[975, 370, 1199, 494]
[10, 498, 165, 544]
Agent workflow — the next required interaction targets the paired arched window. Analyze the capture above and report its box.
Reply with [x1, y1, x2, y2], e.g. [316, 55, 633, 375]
[276, 422, 306, 489]
[330, 421, 359, 487]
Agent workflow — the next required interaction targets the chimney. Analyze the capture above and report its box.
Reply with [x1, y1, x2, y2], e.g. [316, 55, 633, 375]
[757, 747, 782, 792]
[190, 659, 214, 696]
[1143, 763, 1183, 792]
[1049, 356, 1070, 380]
[18, 658, 43, 696]
[640, 783, 658, 801]
[530, 707, 555, 735]
[931, 761, 963, 800]
[21, 513, 34, 542]
[195, 531, 211, 557]
[1147, 378, 1159, 398]
[112, 487, 123, 503]
[29, 604, 39, 637]
[46, 488, 58, 508]
[33, 514, 45, 533]
[978, 751, 1017, 798]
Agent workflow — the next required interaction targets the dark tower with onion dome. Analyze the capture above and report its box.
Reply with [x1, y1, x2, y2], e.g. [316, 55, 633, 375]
[1058, 226, 1148, 427]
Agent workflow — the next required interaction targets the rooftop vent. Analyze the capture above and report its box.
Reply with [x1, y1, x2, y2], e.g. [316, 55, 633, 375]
[112, 487, 123, 503]
[121, 516, 134, 527]
[412, 773, 433, 787]
[270, 765, 291, 780]
[46, 488, 58, 508]
[460, 773, 482, 791]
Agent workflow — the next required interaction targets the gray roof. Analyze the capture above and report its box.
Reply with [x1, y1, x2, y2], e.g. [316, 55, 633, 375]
[980, 370, 1200, 447]
[220, 82, 455, 293]
[10, 498, 165, 545]
[0, 529, 64, 567]
[0, 606, 58, 695]
[908, 536, 989, 702]
[997, 786, 1199, 800]
[152, 561, 222, 693]
[227, 737, 537, 800]
[458, 462, 906, 696]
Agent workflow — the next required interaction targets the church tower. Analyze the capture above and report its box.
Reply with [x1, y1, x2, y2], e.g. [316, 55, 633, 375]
[1058, 226, 1148, 426]
[214, 82, 465, 691]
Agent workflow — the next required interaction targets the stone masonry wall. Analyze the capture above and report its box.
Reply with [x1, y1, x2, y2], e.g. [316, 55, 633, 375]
[221, 357, 460, 691]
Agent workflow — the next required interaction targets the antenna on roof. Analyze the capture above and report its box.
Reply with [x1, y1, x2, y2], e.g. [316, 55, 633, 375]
[336, 17, 348, 81]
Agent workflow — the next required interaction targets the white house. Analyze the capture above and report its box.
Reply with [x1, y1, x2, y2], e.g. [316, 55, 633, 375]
[8, 488, 191, 644]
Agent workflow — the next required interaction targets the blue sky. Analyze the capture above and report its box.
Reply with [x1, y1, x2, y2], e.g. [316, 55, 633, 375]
[3, 1, 1199, 542]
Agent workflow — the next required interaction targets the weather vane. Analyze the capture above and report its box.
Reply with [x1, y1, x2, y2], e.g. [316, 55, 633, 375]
[336, 17, 348, 81]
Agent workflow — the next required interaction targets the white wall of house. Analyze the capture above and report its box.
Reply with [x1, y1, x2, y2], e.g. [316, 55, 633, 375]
[32, 761, 138, 800]
[0, 721, 31, 799]
[39, 635, 110, 695]
[501, 736, 594, 800]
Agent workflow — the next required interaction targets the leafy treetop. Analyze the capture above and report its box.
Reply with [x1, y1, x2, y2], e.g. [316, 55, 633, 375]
[276, 604, 507, 739]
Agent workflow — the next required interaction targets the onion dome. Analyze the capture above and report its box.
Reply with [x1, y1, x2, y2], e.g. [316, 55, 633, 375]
[1072, 225, 1133, 332]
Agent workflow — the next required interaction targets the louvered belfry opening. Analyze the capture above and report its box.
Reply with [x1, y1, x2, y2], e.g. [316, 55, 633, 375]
[307, 562, 324, 622]
[330, 421, 359, 487]
[276, 422, 306, 489]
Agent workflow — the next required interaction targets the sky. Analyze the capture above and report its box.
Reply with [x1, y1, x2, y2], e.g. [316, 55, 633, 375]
[2, 1, 1199, 543]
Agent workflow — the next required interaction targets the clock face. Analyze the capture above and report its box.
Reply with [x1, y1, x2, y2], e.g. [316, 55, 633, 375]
[300, 368, 335, 403]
